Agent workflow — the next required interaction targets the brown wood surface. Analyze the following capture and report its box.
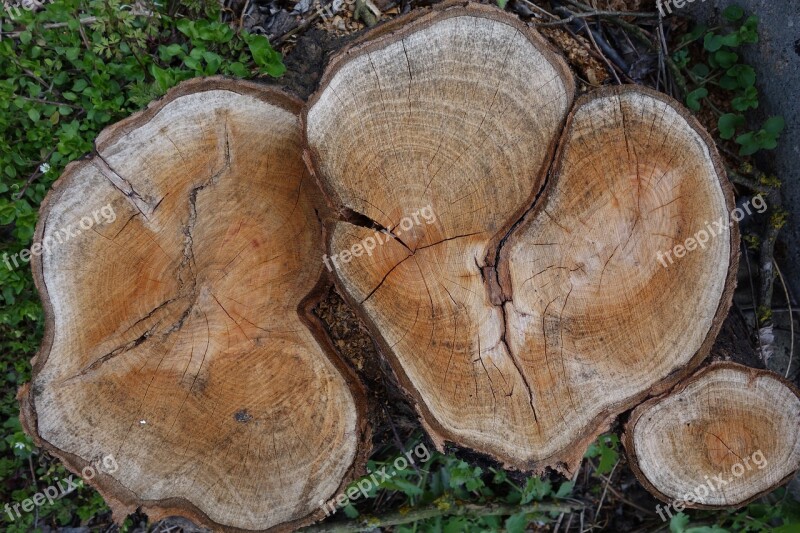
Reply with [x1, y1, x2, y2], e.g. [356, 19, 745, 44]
[19, 77, 370, 532]
[305, 4, 738, 474]
[624, 362, 800, 508]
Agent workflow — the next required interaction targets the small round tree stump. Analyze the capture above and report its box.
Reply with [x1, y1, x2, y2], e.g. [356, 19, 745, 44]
[624, 362, 800, 508]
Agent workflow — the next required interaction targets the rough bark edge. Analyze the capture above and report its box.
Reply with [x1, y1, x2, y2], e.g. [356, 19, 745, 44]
[490, 84, 741, 473]
[622, 361, 800, 509]
[18, 76, 372, 533]
[302, 1, 577, 474]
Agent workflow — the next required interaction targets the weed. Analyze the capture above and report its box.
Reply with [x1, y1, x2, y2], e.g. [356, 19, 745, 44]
[673, 4, 785, 156]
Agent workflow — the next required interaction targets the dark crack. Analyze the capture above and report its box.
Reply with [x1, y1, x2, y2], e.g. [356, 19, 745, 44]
[92, 154, 157, 220]
[499, 302, 541, 434]
[68, 120, 233, 384]
[64, 312, 168, 383]
[339, 205, 412, 252]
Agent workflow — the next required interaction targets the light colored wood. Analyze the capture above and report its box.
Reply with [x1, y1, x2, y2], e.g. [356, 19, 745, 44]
[497, 86, 738, 471]
[305, 4, 737, 473]
[625, 362, 800, 508]
[20, 78, 369, 532]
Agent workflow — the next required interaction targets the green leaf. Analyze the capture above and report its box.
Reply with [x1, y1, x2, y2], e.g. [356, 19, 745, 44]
[183, 56, 201, 71]
[505, 512, 529, 533]
[670, 512, 691, 533]
[672, 49, 690, 69]
[722, 5, 744, 21]
[243, 33, 286, 77]
[150, 64, 174, 93]
[685, 87, 708, 111]
[763, 116, 785, 135]
[683, 25, 707, 44]
[738, 15, 759, 43]
[691, 63, 710, 78]
[443, 517, 470, 533]
[714, 50, 738, 69]
[756, 132, 778, 150]
[555, 479, 575, 498]
[521, 477, 551, 503]
[381, 477, 423, 496]
[27, 108, 40, 122]
[176, 18, 197, 39]
[703, 33, 724, 52]
[202, 50, 223, 74]
[718, 113, 745, 139]
[342, 504, 359, 518]
[731, 86, 758, 111]
[735, 132, 759, 155]
[161, 43, 184, 59]
[727, 64, 756, 88]
[719, 75, 739, 90]
[720, 32, 741, 47]
[228, 62, 249, 77]
[588, 434, 621, 476]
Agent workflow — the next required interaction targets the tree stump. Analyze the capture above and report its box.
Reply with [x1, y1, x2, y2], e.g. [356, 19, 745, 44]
[305, 3, 737, 473]
[624, 362, 800, 509]
[19, 3, 800, 531]
[19, 78, 369, 532]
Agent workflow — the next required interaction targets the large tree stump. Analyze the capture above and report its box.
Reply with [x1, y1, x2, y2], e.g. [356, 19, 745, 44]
[19, 78, 369, 532]
[624, 362, 800, 509]
[21, 3, 800, 530]
[305, 3, 737, 473]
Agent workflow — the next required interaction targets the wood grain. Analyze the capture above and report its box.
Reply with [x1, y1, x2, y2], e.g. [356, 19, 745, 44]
[306, 4, 737, 473]
[20, 77, 369, 532]
[624, 362, 800, 508]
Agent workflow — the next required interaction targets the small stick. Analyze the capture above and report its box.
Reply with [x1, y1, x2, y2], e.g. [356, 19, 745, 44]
[593, 459, 619, 520]
[304, 501, 585, 532]
[774, 261, 794, 377]
[239, 0, 252, 29]
[273, 11, 322, 46]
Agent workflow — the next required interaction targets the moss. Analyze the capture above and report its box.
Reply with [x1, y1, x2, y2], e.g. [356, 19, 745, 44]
[758, 173, 782, 188]
[770, 209, 788, 230]
[757, 306, 773, 325]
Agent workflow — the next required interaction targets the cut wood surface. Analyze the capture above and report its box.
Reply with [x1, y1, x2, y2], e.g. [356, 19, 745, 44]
[19, 78, 368, 532]
[496, 86, 738, 471]
[305, 4, 738, 473]
[624, 362, 800, 508]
